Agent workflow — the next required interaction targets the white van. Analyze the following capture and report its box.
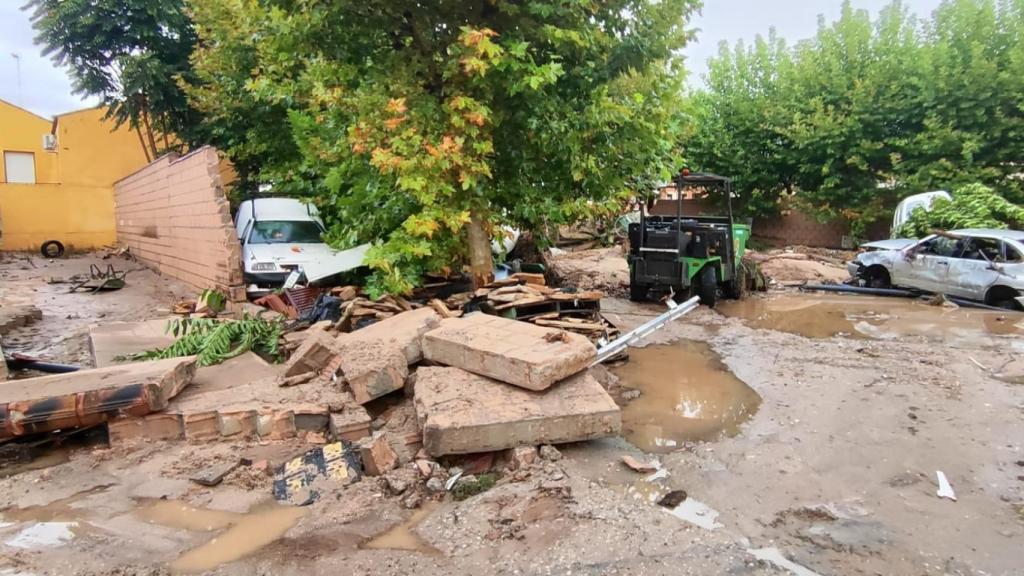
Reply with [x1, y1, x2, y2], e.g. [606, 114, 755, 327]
[235, 198, 369, 295]
[891, 191, 951, 238]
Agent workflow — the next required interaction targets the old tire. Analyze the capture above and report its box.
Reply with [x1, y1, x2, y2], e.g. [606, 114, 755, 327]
[724, 263, 748, 300]
[986, 286, 1023, 311]
[40, 240, 65, 258]
[629, 282, 649, 302]
[697, 265, 719, 308]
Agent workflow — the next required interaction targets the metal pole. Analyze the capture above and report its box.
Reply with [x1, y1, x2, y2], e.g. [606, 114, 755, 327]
[592, 296, 701, 364]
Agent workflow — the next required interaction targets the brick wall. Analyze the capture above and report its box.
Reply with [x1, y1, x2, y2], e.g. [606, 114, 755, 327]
[753, 208, 852, 248]
[113, 146, 244, 299]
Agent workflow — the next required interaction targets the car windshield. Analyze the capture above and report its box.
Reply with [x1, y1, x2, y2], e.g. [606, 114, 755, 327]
[248, 220, 324, 244]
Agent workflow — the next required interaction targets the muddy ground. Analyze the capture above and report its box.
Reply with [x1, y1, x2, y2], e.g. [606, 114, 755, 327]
[1, 255, 1023, 575]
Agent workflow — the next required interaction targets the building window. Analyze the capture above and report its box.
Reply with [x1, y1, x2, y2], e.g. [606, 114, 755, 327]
[4, 151, 36, 184]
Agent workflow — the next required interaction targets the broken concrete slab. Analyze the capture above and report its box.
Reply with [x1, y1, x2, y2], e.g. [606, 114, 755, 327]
[87, 318, 177, 368]
[0, 356, 197, 438]
[190, 459, 241, 487]
[350, 307, 440, 364]
[282, 328, 339, 378]
[335, 336, 408, 405]
[359, 432, 399, 476]
[422, 313, 596, 391]
[414, 366, 621, 456]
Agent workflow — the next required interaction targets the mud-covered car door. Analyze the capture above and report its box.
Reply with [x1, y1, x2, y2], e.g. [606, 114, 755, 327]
[947, 236, 1003, 299]
[890, 236, 962, 292]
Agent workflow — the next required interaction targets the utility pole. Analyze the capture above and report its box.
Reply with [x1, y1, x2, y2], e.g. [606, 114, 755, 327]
[10, 53, 22, 106]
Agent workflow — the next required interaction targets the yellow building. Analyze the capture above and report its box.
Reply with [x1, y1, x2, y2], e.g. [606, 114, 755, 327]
[0, 99, 153, 252]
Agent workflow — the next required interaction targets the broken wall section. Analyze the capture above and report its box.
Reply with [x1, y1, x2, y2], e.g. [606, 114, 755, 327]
[113, 146, 244, 299]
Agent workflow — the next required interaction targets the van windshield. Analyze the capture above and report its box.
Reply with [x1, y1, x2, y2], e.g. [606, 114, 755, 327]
[248, 220, 324, 244]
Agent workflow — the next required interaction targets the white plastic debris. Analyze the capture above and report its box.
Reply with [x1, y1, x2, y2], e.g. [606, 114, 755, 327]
[936, 471, 957, 501]
[748, 547, 823, 576]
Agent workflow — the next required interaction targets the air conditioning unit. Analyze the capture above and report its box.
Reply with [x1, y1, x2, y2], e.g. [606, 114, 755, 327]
[42, 133, 57, 151]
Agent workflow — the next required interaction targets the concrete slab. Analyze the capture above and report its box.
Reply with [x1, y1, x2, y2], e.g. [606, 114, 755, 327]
[335, 335, 408, 404]
[350, 307, 440, 364]
[422, 313, 596, 391]
[88, 319, 177, 368]
[414, 366, 621, 456]
[0, 357, 197, 438]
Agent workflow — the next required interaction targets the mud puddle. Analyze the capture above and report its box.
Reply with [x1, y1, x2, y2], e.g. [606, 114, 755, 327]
[361, 501, 440, 554]
[134, 500, 305, 572]
[718, 294, 1023, 349]
[611, 341, 761, 453]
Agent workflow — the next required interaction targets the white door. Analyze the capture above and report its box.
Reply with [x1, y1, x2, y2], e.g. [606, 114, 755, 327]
[3, 152, 36, 184]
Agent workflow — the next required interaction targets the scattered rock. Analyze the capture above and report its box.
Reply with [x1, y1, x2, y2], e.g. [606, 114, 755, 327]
[509, 446, 538, 470]
[621, 455, 658, 473]
[359, 432, 399, 476]
[401, 491, 424, 509]
[657, 490, 688, 508]
[539, 445, 562, 462]
[425, 477, 445, 494]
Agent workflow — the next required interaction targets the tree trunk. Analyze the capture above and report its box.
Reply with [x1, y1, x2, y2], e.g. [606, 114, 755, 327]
[466, 208, 494, 289]
[139, 95, 159, 158]
[135, 125, 152, 163]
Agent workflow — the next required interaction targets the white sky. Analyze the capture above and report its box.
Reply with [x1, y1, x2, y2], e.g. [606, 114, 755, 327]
[1, 0, 946, 119]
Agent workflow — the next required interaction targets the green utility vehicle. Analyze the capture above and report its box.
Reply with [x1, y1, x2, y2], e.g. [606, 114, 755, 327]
[627, 172, 750, 307]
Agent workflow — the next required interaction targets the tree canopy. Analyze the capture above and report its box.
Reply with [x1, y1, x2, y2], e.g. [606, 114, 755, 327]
[689, 0, 1024, 232]
[25, 0, 199, 159]
[186, 0, 698, 294]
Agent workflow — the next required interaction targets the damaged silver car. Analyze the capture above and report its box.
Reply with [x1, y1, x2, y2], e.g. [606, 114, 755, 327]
[849, 229, 1024, 310]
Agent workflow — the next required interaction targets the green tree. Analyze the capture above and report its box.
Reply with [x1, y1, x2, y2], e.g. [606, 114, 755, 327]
[689, 0, 1024, 232]
[25, 0, 199, 159]
[186, 0, 698, 294]
[898, 183, 1024, 237]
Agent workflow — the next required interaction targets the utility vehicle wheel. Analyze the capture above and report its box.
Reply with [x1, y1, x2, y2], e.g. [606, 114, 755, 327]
[629, 282, 649, 302]
[697, 266, 719, 308]
[724, 262, 748, 300]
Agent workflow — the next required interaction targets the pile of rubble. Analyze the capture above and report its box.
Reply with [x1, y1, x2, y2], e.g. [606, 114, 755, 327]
[0, 275, 622, 507]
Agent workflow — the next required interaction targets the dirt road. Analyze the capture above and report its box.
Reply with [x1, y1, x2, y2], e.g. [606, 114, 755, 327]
[0, 255, 1021, 575]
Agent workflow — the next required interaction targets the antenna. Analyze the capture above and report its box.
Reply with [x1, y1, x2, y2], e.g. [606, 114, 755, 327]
[10, 53, 22, 107]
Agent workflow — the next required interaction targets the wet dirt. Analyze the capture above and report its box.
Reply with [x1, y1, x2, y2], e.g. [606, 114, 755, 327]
[0, 484, 112, 523]
[140, 500, 306, 573]
[0, 447, 71, 478]
[0, 253, 193, 367]
[718, 293, 1024, 349]
[361, 500, 441, 554]
[611, 341, 762, 453]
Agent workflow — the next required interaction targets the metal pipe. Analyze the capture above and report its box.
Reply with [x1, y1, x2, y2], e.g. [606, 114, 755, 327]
[800, 284, 917, 298]
[593, 296, 701, 364]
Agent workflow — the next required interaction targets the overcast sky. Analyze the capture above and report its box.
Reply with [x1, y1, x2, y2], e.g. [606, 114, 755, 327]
[1, 0, 946, 119]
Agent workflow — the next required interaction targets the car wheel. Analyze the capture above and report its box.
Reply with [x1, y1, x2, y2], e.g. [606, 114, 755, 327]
[697, 266, 719, 308]
[986, 286, 1023, 311]
[864, 266, 891, 289]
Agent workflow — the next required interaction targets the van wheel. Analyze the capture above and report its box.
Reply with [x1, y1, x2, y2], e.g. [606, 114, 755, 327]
[697, 266, 719, 308]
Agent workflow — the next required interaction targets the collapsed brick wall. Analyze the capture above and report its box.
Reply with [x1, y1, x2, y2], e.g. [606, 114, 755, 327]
[113, 146, 244, 299]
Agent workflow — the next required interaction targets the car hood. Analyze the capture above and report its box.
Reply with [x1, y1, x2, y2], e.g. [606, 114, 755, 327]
[242, 242, 370, 281]
[860, 238, 917, 251]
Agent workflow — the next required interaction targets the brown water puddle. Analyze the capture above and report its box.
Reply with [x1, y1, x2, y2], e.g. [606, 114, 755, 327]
[718, 294, 1023, 349]
[134, 500, 305, 573]
[1, 484, 113, 523]
[360, 501, 440, 554]
[611, 341, 762, 453]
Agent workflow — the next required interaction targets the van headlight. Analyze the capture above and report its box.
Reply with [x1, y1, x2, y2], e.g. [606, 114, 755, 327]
[251, 262, 277, 272]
